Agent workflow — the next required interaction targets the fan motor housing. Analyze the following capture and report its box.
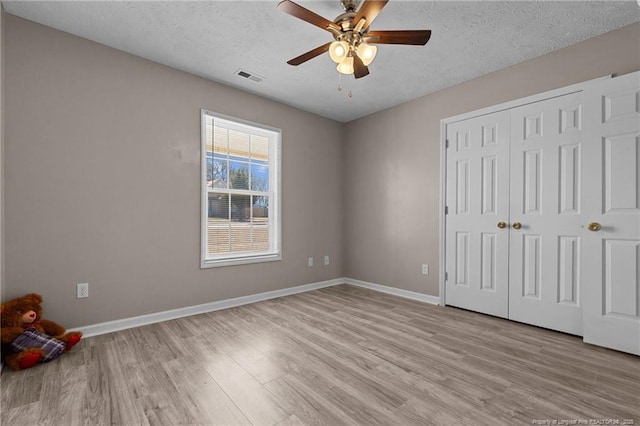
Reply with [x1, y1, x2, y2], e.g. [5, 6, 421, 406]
[334, 12, 356, 31]
[340, 0, 361, 12]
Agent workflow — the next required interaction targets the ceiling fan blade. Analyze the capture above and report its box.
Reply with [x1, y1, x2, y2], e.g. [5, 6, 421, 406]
[352, 0, 389, 32]
[365, 30, 432, 45]
[287, 42, 332, 66]
[278, 0, 341, 32]
[353, 54, 370, 79]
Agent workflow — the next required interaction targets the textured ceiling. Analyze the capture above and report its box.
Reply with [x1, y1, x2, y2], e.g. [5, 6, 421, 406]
[3, 1, 639, 122]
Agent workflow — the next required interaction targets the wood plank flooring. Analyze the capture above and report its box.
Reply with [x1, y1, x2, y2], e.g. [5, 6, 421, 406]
[1, 284, 639, 425]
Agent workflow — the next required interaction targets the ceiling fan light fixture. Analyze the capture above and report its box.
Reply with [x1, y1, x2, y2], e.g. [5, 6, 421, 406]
[279, 0, 432, 80]
[356, 43, 377, 66]
[336, 55, 354, 74]
[329, 40, 349, 64]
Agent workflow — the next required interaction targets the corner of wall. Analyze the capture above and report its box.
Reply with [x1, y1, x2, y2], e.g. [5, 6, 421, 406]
[1, 3, 5, 303]
[339, 122, 348, 279]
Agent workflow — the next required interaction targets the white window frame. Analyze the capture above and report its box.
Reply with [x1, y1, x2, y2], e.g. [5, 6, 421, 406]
[200, 110, 282, 268]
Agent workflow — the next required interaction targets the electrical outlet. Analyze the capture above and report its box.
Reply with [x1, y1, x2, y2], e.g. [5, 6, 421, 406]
[324, 256, 330, 265]
[422, 264, 429, 275]
[308, 257, 314, 267]
[77, 283, 89, 299]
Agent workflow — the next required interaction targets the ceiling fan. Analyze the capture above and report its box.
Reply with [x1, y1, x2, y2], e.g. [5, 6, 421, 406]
[278, 0, 432, 79]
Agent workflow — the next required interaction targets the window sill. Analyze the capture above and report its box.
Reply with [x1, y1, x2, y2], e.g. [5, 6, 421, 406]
[201, 253, 282, 269]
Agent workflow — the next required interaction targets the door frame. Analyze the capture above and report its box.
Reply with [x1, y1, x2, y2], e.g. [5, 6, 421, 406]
[438, 75, 611, 306]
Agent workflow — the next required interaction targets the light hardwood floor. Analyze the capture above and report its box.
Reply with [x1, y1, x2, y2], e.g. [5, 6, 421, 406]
[1, 284, 639, 425]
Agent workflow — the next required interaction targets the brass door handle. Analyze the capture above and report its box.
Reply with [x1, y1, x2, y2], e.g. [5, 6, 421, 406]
[497, 221, 507, 229]
[588, 222, 602, 232]
[512, 222, 522, 230]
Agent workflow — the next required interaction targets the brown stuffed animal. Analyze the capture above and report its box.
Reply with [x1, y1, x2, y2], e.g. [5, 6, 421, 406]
[0, 293, 82, 371]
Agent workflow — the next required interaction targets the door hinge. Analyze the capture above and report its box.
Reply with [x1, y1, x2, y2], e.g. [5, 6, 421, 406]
[445, 139, 450, 149]
[445, 272, 448, 281]
[445, 206, 449, 215]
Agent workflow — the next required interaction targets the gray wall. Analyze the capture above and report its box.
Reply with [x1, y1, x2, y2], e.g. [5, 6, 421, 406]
[344, 22, 640, 297]
[4, 15, 345, 328]
[1, 6, 4, 302]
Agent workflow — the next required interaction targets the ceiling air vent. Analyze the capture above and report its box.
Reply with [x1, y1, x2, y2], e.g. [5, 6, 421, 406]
[235, 69, 264, 83]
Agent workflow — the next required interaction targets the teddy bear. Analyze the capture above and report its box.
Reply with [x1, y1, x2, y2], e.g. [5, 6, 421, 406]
[1, 293, 82, 371]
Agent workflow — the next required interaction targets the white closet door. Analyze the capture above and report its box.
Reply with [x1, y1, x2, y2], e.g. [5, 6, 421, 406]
[508, 92, 584, 335]
[583, 71, 640, 355]
[445, 110, 510, 318]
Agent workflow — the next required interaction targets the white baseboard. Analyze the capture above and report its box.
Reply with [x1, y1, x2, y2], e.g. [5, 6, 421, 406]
[69, 277, 439, 339]
[71, 278, 345, 338]
[344, 278, 440, 305]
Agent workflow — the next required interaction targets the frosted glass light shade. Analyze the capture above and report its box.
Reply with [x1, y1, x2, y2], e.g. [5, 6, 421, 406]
[356, 43, 377, 66]
[329, 41, 349, 64]
[336, 56, 354, 74]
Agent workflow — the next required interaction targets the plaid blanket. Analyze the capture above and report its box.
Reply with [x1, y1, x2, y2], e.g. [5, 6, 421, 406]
[10, 328, 65, 362]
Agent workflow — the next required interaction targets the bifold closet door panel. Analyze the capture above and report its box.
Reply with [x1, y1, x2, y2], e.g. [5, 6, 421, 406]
[508, 92, 584, 336]
[583, 71, 640, 356]
[445, 110, 510, 318]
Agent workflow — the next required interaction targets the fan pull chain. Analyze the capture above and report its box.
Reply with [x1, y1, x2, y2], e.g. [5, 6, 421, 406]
[337, 73, 353, 98]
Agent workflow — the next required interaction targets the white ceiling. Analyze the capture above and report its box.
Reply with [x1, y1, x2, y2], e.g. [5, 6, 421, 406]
[3, 1, 639, 122]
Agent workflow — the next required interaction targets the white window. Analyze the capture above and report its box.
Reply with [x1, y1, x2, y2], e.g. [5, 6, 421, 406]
[201, 111, 281, 268]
